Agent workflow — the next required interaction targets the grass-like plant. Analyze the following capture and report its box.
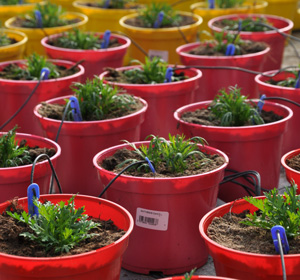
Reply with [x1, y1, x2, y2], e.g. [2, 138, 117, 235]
[138, 2, 181, 28]
[213, 31, 243, 55]
[211, 0, 244, 8]
[0, 33, 12, 47]
[21, 3, 68, 28]
[0, 126, 31, 168]
[209, 85, 264, 126]
[69, 77, 137, 121]
[221, 16, 270, 32]
[122, 134, 210, 174]
[241, 182, 300, 238]
[7, 195, 99, 253]
[183, 268, 197, 279]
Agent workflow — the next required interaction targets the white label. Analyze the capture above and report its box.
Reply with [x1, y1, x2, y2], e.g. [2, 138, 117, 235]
[148, 49, 169, 62]
[136, 207, 169, 231]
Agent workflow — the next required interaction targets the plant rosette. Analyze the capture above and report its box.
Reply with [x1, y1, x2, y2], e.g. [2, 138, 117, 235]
[100, 65, 202, 139]
[41, 32, 131, 80]
[93, 139, 229, 274]
[176, 41, 270, 101]
[0, 59, 84, 136]
[199, 194, 300, 280]
[0, 194, 133, 280]
[208, 14, 294, 71]
[119, 12, 202, 64]
[255, 70, 300, 154]
[174, 99, 293, 202]
[0, 131, 61, 203]
[34, 93, 147, 196]
[5, 12, 88, 55]
[264, 0, 298, 23]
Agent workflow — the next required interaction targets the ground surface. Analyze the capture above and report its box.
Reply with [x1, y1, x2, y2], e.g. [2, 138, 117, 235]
[119, 30, 300, 280]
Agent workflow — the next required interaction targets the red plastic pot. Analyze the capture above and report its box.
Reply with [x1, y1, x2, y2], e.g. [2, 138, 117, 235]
[100, 66, 202, 140]
[176, 42, 270, 101]
[174, 100, 293, 202]
[200, 197, 300, 280]
[34, 95, 147, 196]
[255, 70, 300, 154]
[93, 141, 229, 275]
[160, 277, 236, 280]
[0, 194, 134, 280]
[281, 148, 300, 193]
[208, 14, 294, 71]
[0, 59, 84, 136]
[41, 32, 130, 80]
[0, 132, 61, 203]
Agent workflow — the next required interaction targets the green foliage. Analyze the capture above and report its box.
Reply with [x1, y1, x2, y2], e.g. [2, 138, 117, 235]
[211, 0, 245, 8]
[22, 3, 68, 28]
[241, 183, 300, 238]
[122, 134, 209, 174]
[0, 126, 31, 168]
[138, 2, 181, 28]
[53, 29, 102, 50]
[212, 31, 243, 55]
[7, 195, 99, 253]
[267, 70, 299, 88]
[0, 0, 23, 5]
[182, 268, 197, 279]
[69, 77, 136, 121]
[221, 16, 270, 32]
[209, 85, 264, 126]
[0, 33, 12, 47]
[100, 0, 132, 8]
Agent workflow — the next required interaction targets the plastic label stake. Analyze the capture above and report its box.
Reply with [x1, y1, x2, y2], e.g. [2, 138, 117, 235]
[101, 30, 111, 49]
[27, 183, 40, 217]
[34, 10, 43, 28]
[271, 225, 289, 254]
[208, 0, 215, 9]
[69, 96, 83, 121]
[295, 71, 300, 88]
[257, 94, 266, 113]
[164, 67, 173, 83]
[145, 157, 156, 174]
[225, 44, 236, 56]
[153, 11, 164, 28]
[40, 67, 50, 80]
[238, 19, 242, 32]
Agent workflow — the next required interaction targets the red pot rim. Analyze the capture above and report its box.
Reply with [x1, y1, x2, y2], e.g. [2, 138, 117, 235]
[160, 277, 236, 280]
[0, 194, 134, 261]
[281, 148, 300, 175]
[208, 13, 294, 35]
[0, 59, 85, 84]
[92, 140, 229, 181]
[0, 132, 61, 171]
[176, 42, 270, 60]
[174, 99, 293, 131]
[33, 94, 148, 125]
[99, 65, 202, 88]
[41, 32, 131, 53]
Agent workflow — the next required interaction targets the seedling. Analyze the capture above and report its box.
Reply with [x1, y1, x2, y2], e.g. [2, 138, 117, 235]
[212, 31, 243, 55]
[267, 70, 300, 88]
[0, 126, 31, 168]
[183, 268, 197, 279]
[100, 0, 132, 9]
[7, 195, 99, 253]
[0, 32, 12, 47]
[121, 134, 210, 174]
[0, 0, 24, 4]
[138, 2, 181, 28]
[209, 85, 264, 126]
[68, 77, 136, 121]
[209, 0, 245, 9]
[241, 182, 300, 238]
[220, 16, 271, 32]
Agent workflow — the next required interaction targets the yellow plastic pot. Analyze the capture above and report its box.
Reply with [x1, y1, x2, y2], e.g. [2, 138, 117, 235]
[5, 12, 88, 56]
[73, 0, 139, 32]
[0, 29, 27, 61]
[295, 8, 300, 30]
[264, 0, 298, 23]
[138, 0, 199, 12]
[191, 0, 268, 38]
[119, 12, 202, 64]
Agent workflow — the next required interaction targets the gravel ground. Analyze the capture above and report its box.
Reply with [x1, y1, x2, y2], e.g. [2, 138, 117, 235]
[119, 30, 300, 280]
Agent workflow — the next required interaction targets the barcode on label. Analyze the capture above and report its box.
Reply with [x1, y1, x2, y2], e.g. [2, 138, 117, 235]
[138, 215, 159, 226]
[136, 207, 169, 231]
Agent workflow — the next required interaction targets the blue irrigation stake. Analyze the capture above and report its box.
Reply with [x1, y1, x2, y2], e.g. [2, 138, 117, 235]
[208, 0, 215, 9]
[69, 96, 82, 121]
[271, 225, 289, 254]
[40, 67, 50, 80]
[103, 0, 110, 8]
[257, 94, 266, 113]
[295, 71, 300, 88]
[145, 157, 156, 174]
[153, 11, 164, 28]
[101, 30, 111, 49]
[19, 0, 23, 3]
[225, 44, 236, 56]
[27, 183, 40, 217]
[34, 10, 43, 28]
[238, 19, 242, 32]
[164, 67, 173, 83]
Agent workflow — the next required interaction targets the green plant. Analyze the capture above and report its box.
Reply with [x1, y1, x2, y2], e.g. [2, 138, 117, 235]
[209, 85, 264, 126]
[0, 32, 12, 47]
[182, 268, 197, 279]
[211, 0, 245, 8]
[100, 0, 132, 9]
[69, 77, 136, 121]
[241, 182, 300, 238]
[267, 70, 299, 88]
[0, 0, 23, 5]
[212, 31, 243, 54]
[121, 134, 210, 174]
[21, 3, 68, 28]
[7, 195, 99, 253]
[221, 16, 271, 32]
[138, 2, 181, 28]
[0, 126, 31, 168]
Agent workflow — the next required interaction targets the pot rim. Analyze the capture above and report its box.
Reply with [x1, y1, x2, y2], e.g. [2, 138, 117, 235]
[281, 148, 300, 175]
[0, 29, 28, 49]
[72, 0, 139, 12]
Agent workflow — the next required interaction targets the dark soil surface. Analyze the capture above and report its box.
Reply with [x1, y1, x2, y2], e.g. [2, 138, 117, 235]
[100, 148, 225, 178]
[81, 2, 140, 9]
[0, 199, 125, 257]
[181, 108, 283, 126]
[125, 15, 195, 28]
[187, 41, 267, 56]
[207, 210, 300, 254]
[0, 38, 17, 47]
[38, 98, 144, 121]
[11, 17, 80, 28]
[286, 154, 300, 172]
